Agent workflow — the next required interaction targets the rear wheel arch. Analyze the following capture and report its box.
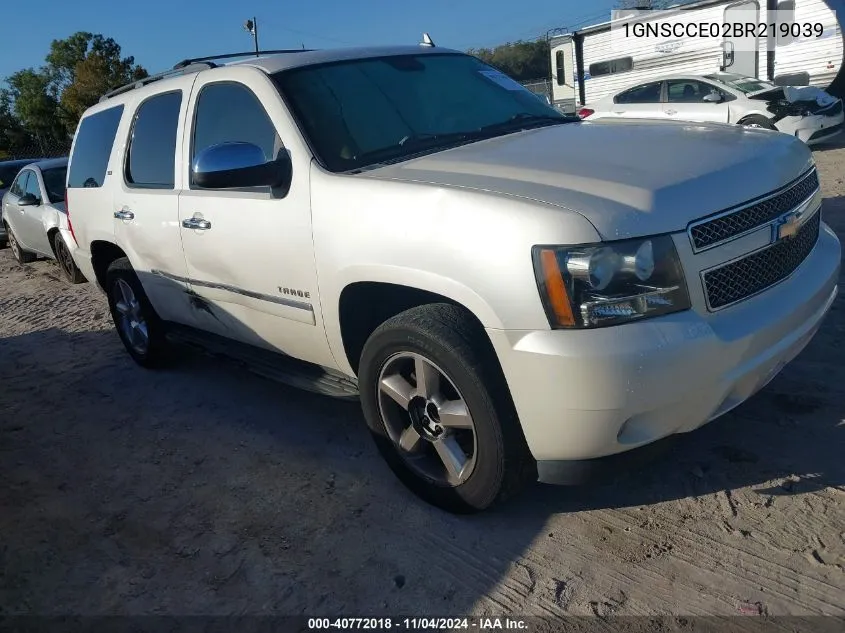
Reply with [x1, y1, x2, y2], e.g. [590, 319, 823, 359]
[47, 227, 61, 259]
[90, 241, 128, 290]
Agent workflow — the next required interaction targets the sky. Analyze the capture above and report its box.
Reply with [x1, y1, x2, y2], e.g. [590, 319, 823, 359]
[0, 0, 619, 84]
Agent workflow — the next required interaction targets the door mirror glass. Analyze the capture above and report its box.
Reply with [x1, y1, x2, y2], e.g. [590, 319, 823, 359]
[18, 193, 39, 206]
[192, 142, 292, 190]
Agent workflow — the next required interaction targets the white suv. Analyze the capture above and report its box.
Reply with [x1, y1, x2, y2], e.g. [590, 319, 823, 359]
[65, 43, 841, 513]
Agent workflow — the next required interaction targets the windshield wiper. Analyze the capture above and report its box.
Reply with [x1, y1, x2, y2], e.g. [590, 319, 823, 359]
[478, 112, 577, 133]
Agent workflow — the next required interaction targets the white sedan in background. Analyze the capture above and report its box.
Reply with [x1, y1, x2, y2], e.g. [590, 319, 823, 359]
[579, 73, 844, 146]
[1, 157, 86, 284]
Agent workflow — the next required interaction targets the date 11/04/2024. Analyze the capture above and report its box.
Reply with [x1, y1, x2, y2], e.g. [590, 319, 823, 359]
[307, 617, 529, 630]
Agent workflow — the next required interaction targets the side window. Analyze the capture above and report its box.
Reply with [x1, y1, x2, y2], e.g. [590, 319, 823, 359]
[23, 171, 41, 198]
[615, 82, 663, 104]
[10, 171, 29, 197]
[68, 105, 124, 188]
[667, 80, 716, 103]
[191, 82, 281, 188]
[589, 57, 633, 78]
[777, 1, 796, 46]
[125, 91, 182, 189]
[555, 51, 565, 86]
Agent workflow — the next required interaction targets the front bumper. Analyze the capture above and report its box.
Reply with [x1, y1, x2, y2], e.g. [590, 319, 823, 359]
[69, 246, 97, 288]
[486, 222, 840, 479]
[778, 110, 845, 145]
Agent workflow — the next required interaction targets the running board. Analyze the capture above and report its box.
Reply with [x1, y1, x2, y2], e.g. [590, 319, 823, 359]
[165, 324, 360, 400]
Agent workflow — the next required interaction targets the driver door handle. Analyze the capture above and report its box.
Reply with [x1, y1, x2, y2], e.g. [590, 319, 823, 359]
[114, 209, 135, 220]
[182, 217, 212, 230]
[665, 109, 678, 116]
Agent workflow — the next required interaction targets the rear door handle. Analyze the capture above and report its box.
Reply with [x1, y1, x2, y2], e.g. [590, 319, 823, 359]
[665, 109, 678, 116]
[182, 217, 211, 230]
[114, 209, 135, 220]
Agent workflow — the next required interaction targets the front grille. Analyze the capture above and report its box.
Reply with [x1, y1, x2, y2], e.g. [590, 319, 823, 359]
[702, 210, 821, 310]
[689, 169, 819, 251]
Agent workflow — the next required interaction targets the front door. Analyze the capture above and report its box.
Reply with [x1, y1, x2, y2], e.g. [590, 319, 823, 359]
[723, 1, 760, 77]
[113, 77, 197, 326]
[177, 70, 333, 366]
[663, 79, 732, 123]
[14, 169, 52, 255]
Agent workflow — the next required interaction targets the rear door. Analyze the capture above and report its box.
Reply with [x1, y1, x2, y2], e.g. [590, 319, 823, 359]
[113, 78, 198, 326]
[663, 79, 731, 123]
[609, 81, 665, 119]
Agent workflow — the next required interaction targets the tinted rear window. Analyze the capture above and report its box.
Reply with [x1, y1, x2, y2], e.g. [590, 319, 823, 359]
[42, 166, 68, 202]
[126, 91, 182, 188]
[68, 105, 124, 188]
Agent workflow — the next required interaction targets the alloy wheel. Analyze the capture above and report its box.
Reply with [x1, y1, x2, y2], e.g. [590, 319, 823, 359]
[376, 352, 478, 487]
[112, 278, 149, 355]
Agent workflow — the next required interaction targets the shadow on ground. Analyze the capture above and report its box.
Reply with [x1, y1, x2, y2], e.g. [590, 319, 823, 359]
[0, 195, 843, 617]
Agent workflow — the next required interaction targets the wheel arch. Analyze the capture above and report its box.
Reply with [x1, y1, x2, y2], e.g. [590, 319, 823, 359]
[90, 240, 128, 290]
[334, 269, 503, 376]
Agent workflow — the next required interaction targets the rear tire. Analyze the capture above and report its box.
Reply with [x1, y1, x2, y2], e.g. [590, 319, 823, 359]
[6, 223, 36, 264]
[740, 115, 776, 130]
[105, 257, 171, 368]
[53, 232, 86, 284]
[358, 303, 536, 514]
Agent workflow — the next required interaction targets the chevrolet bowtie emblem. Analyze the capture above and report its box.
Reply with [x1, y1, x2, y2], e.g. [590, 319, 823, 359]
[776, 211, 803, 241]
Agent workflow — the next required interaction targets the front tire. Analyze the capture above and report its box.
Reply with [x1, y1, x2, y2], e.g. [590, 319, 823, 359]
[105, 257, 171, 368]
[6, 223, 36, 264]
[740, 115, 776, 130]
[358, 303, 536, 514]
[53, 232, 86, 284]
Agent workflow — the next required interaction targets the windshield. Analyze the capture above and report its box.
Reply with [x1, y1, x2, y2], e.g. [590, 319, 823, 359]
[272, 53, 574, 172]
[42, 166, 67, 202]
[704, 73, 777, 94]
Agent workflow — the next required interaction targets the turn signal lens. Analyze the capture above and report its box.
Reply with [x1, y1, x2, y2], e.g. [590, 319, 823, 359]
[532, 236, 690, 329]
[538, 249, 576, 327]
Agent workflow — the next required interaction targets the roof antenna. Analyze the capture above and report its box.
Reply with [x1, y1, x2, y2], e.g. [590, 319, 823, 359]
[420, 33, 435, 47]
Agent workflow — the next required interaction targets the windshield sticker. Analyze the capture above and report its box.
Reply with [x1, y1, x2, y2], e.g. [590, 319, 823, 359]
[478, 69, 527, 91]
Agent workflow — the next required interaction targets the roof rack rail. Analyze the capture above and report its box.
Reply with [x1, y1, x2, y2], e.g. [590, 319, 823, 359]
[99, 61, 216, 102]
[173, 49, 313, 69]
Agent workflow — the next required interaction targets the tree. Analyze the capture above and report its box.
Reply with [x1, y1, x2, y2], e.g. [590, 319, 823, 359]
[48, 33, 148, 134]
[467, 40, 550, 82]
[3, 69, 65, 151]
[0, 31, 148, 157]
[0, 89, 35, 158]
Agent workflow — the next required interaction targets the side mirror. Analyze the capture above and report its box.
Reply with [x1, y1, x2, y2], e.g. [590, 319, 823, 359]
[192, 142, 292, 190]
[18, 193, 39, 206]
[703, 92, 723, 103]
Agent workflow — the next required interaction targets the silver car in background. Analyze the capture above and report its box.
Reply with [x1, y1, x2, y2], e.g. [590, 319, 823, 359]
[581, 73, 844, 146]
[0, 158, 43, 245]
[1, 157, 86, 284]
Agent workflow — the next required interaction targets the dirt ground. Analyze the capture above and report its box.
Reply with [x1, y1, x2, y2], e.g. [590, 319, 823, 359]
[1, 142, 844, 620]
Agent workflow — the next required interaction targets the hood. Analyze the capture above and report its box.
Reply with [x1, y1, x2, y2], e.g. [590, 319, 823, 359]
[749, 85, 839, 107]
[359, 119, 814, 240]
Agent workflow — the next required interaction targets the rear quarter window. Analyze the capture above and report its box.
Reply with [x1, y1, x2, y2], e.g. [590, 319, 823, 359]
[68, 105, 125, 188]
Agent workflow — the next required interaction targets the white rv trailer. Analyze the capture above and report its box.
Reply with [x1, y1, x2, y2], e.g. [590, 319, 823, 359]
[550, 0, 845, 112]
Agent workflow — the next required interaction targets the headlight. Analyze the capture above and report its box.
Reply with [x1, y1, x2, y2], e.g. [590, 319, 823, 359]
[532, 235, 691, 328]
